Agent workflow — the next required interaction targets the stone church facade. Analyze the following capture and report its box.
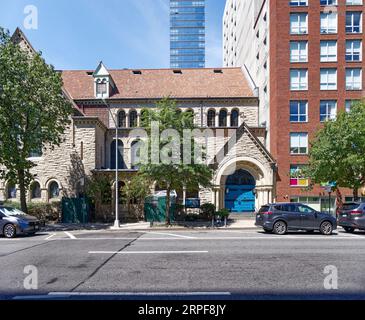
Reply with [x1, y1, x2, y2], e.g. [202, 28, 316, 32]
[0, 29, 276, 219]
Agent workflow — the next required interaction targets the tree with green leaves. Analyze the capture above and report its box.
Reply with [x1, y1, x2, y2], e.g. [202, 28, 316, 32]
[123, 174, 152, 220]
[85, 175, 112, 206]
[0, 28, 74, 212]
[304, 100, 365, 200]
[139, 98, 213, 225]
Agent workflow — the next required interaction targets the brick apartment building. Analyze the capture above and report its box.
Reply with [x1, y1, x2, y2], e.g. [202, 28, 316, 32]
[224, 0, 365, 212]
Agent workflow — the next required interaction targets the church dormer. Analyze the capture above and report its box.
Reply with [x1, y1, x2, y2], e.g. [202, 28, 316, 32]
[93, 61, 115, 99]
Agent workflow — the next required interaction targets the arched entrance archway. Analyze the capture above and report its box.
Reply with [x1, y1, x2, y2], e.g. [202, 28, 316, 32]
[225, 169, 256, 213]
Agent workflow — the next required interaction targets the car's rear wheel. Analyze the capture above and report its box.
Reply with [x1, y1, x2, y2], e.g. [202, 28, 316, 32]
[3, 224, 16, 239]
[344, 227, 355, 233]
[320, 221, 333, 235]
[273, 221, 287, 235]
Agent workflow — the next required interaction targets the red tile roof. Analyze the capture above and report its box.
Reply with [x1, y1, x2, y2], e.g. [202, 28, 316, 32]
[61, 68, 254, 100]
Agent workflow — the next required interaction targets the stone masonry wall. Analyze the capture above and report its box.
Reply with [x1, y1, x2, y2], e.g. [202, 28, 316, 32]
[0, 117, 105, 203]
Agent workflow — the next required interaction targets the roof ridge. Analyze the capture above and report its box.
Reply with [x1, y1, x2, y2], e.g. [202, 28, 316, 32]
[61, 67, 255, 99]
[61, 67, 243, 72]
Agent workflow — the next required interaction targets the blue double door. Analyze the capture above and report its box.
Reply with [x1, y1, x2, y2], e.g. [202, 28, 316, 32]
[224, 169, 256, 213]
[225, 185, 256, 212]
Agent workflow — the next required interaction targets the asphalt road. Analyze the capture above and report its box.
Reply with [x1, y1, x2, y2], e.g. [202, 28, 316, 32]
[1, 228, 365, 300]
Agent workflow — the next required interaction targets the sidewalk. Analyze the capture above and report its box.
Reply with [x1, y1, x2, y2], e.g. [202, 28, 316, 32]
[113, 219, 257, 231]
[43, 223, 112, 232]
[44, 218, 258, 232]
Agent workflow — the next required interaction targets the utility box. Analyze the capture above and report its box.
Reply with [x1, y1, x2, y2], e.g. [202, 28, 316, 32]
[144, 191, 177, 223]
[62, 197, 90, 223]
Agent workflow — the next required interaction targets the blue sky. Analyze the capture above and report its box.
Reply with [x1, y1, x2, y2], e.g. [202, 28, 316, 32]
[0, 0, 226, 70]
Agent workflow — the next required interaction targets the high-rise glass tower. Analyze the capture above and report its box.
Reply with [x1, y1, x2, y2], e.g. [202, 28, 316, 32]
[170, 0, 206, 69]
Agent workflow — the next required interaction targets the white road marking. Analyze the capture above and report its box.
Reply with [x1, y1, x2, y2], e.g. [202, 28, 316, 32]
[13, 292, 231, 299]
[45, 233, 56, 240]
[339, 232, 365, 238]
[1, 232, 365, 242]
[88, 250, 209, 255]
[70, 235, 365, 241]
[49, 291, 231, 296]
[64, 232, 76, 240]
[141, 231, 196, 239]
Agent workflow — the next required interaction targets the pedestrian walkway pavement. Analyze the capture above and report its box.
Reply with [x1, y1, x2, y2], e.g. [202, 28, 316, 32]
[43, 223, 112, 232]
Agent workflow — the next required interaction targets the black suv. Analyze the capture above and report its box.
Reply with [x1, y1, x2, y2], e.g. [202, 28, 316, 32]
[338, 202, 365, 233]
[256, 203, 337, 235]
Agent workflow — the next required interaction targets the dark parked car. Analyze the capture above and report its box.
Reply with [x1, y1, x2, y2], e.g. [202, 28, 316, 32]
[338, 202, 365, 233]
[0, 206, 41, 238]
[256, 203, 337, 235]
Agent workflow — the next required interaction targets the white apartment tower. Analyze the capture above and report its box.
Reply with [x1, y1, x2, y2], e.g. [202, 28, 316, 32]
[223, 0, 270, 145]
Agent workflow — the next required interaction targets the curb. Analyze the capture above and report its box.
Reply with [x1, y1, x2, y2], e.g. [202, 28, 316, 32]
[42, 222, 259, 232]
[42, 227, 259, 232]
[109, 227, 260, 232]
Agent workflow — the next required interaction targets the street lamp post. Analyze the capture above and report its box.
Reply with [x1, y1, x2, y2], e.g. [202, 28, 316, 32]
[102, 98, 120, 229]
[324, 186, 332, 216]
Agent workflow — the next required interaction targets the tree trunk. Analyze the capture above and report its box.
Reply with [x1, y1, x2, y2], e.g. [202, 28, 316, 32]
[18, 169, 28, 214]
[127, 197, 131, 216]
[353, 188, 359, 201]
[165, 187, 171, 226]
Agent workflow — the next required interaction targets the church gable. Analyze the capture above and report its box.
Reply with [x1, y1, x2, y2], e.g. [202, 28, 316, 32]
[93, 61, 115, 99]
[214, 122, 276, 172]
[11, 27, 36, 56]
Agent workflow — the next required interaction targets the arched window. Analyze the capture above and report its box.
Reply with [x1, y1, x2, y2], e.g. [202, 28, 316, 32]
[110, 140, 125, 169]
[219, 110, 228, 127]
[29, 145, 43, 158]
[96, 78, 107, 97]
[184, 109, 194, 126]
[101, 180, 112, 205]
[207, 110, 216, 127]
[129, 110, 138, 128]
[7, 183, 17, 199]
[117, 181, 126, 204]
[30, 182, 41, 199]
[231, 109, 239, 127]
[49, 181, 60, 199]
[140, 109, 149, 127]
[131, 140, 141, 170]
[186, 189, 200, 200]
[118, 111, 126, 128]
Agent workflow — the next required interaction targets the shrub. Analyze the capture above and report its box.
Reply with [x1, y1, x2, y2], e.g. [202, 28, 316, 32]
[3, 201, 61, 222]
[174, 204, 185, 216]
[185, 213, 199, 222]
[85, 175, 112, 205]
[216, 208, 230, 219]
[200, 203, 216, 219]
